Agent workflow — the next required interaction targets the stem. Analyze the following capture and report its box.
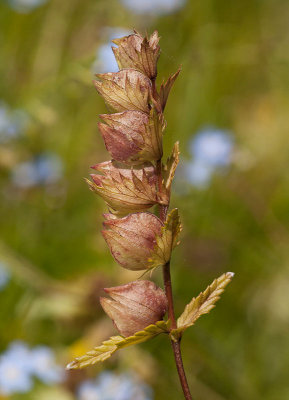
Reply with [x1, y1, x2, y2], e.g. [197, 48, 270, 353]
[163, 261, 193, 400]
[158, 190, 192, 399]
[153, 78, 192, 398]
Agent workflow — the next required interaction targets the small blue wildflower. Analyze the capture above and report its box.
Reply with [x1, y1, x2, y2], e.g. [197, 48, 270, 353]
[92, 28, 132, 74]
[78, 380, 102, 400]
[0, 103, 28, 143]
[184, 160, 213, 188]
[34, 154, 63, 184]
[119, 0, 186, 15]
[77, 371, 153, 400]
[11, 153, 63, 189]
[190, 128, 233, 168]
[4, 341, 33, 373]
[0, 262, 10, 291]
[0, 351, 33, 395]
[7, 0, 48, 13]
[30, 346, 64, 384]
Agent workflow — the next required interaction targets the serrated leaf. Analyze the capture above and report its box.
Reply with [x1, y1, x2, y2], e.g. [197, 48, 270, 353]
[163, 142, 180, 193]
[174, 272, 234, 336]
[66, 320, 170, 370]
[148, 208, 182, 270]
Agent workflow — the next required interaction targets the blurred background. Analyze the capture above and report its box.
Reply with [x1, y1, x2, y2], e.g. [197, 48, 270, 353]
[1, 0, 289, 399]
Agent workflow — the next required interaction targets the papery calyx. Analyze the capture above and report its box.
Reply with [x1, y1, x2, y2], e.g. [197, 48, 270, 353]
[94, 69, 152, 113]
[100, 280, 168, 337]
[98, 109, 163, 164]
[112, 31, 160, 79]
[87, 161, 168, 215]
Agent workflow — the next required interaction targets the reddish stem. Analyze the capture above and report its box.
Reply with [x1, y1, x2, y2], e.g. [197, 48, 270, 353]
[163, 259, 192, 400]
[156, 158, 192, 399]
[171, 339, 193, 400]
[153, 71, 192, 399]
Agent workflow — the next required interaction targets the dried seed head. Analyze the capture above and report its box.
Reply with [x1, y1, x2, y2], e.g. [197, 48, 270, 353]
[102, 212, 163, 270]
[99, 109, 163, 164]
[100, 280, 168, 336]
[112, 31, 160, 79]
[87, 161, 168, 215]
[94, 69, 152, 113]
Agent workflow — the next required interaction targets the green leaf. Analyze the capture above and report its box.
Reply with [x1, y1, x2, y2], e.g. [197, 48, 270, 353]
[147, 208, 182, 270]
[172, 272, 234, 338]
[66, 320, 170, 370]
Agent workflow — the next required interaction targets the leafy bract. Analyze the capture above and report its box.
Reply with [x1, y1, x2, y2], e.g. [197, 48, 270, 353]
[171, 272, 234, 339]
[66, 320, 170, 370]
[148, 208, 182, 270]
[160, 68, 181, 110]
[163, 141, 180, 193]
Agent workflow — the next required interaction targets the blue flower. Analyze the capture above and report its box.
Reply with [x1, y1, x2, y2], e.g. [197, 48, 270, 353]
[34, 154, 63, 184]
[77, 371, 153, 400]
[182, 128, 234, 188]
[0, 341, 64, 395]
[11, 153, 63, 189]
[29, 346, 64, 384]
[78, 380, 102, 400]
[7, 0, 48, 13]
[0, 102, 28, 143]
[0, 344, 33, 395]
[119, 0, 186, 15]
[184, 159, 213, 188]
[190, 128, 233, 168]
[4, 341, 33, 372]
[0, 262, 10, 291]
[92, 28, 132, 74]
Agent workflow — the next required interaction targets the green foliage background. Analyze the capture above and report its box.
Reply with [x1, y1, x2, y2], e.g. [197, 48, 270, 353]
[1, 0, 289, 398]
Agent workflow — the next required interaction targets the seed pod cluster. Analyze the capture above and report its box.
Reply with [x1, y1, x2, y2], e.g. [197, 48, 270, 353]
[88, 30, 180, 336]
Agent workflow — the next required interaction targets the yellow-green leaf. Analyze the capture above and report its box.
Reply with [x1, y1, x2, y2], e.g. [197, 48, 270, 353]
[66, 320, 170, 370]
[147, 208, 182, 270]
[175, 272, 234, 335]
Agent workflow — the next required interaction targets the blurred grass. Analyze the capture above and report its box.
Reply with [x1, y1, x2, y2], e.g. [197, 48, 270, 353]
[1, 0, 289, 399]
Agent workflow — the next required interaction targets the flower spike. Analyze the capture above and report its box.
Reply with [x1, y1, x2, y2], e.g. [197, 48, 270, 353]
[71, 29, 234, 400]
